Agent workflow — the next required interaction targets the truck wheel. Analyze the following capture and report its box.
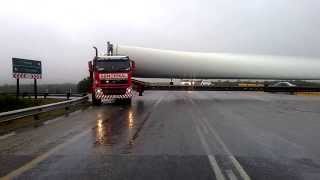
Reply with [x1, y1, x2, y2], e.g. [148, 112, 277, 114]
[122, 98, 132, 105]
[92, 93, 102, 105]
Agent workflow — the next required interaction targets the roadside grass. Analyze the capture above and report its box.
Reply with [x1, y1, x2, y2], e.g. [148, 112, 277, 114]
[0, 102, 89, 135]
[0, 94, 64, 113]
[295, 92, 320, 96]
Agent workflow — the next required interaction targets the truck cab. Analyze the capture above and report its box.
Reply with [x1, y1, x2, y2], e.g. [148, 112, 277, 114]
[89, 55, 135, 105]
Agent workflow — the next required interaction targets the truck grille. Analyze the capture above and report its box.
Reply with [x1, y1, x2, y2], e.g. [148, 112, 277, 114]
[100, 80, 128, 84]
[102, 89, 127, 95]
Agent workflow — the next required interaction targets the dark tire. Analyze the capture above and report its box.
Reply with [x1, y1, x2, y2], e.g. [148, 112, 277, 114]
[122, 98, 132, 105]
[92, 93, 102, 105]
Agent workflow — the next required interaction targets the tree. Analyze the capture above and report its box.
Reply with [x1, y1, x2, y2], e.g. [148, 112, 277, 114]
[77, 77, 91, 93]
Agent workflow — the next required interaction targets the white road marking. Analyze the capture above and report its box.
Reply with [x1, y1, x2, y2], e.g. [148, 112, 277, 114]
[200, 116, 251, 180]
[194, 112, 209, 134]
[196, 126, 226, 180]
[226, 170, 238, 180]
[201, 117, 251, 180]
[0, 129, 91, 180]
[228, 155, 250, 180]
[202, 123, 209, 134]
[43, 110, 82, 125]
[196, 126, 211, 153]
[189, 98, 251, 180]
[0, 132, 16, 140]
[198, 118, 209, 134]
[154, 96, 164, 106]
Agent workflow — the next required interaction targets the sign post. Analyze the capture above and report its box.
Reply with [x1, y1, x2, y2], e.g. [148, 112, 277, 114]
[34, 79, 37, 99]
[16, 78, 20, 99]
[12, 58, 42, 99]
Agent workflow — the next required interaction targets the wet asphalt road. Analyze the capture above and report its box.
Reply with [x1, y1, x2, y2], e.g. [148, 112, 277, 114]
[1, 91, 320, 180]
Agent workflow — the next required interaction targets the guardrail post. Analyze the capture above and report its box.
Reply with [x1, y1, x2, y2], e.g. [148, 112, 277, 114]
[33, 113, 40, 126]
[34, 114, 39, 120]
[65, 102, 70, 111]
[64, 103, 71, 117]
[66, 92, 70, 100]
[44, 93, 48, 99]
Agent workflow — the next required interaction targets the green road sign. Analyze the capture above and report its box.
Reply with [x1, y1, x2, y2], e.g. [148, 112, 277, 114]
[12, 58, 42, 79]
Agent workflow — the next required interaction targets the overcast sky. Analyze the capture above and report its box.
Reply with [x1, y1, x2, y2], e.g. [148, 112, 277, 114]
[0, 0, 319, 85]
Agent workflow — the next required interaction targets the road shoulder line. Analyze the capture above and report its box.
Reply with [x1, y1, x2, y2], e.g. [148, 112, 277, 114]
[0, 129, 91, 180]
[0, 132, 16, 140]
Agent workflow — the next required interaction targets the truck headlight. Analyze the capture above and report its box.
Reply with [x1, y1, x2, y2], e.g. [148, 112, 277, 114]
[126, 87, 132, 93]
[96, 88, 102, 93]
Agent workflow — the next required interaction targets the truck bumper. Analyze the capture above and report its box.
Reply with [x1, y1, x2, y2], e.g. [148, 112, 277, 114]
[95, 87, 133, 100]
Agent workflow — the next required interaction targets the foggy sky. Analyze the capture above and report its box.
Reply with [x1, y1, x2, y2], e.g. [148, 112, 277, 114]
[0, 0, 319, 85]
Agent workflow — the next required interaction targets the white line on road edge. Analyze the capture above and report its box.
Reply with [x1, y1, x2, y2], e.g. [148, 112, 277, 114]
[189, 98, 251, 180]
[196, 126, 226, 180]
[225, 170, 238, 180]
[0, 132, 16, 140]
[43, 116, 64, 125]
[0, 129, 91, 180]
[44, 110, 83, 125]
[154, 96, 164, 107]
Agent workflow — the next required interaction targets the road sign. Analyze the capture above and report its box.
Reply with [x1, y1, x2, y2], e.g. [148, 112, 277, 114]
[12, 58, 42, 79]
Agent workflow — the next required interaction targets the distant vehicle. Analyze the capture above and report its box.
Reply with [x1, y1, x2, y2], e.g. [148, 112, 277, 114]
[238, 83, 264, 87]
[270, 82, 296, 87]
[181, 81, 192, 86]
[201, 80, 212, 86]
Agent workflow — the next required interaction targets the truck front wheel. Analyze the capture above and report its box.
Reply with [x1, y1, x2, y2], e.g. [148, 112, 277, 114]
[92, 93, 102, 105]
[121, 98, 132, 105]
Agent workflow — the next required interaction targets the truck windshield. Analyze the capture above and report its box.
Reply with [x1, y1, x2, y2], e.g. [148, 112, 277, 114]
[95, 60, 130, 72]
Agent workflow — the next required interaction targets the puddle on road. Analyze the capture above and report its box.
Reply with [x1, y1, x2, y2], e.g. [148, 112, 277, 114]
[92, 101, 147, 150]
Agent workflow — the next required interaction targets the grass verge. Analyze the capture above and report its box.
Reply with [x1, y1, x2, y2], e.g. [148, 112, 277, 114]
[295, 92, 320, 96]
[0, 94, 64, 113]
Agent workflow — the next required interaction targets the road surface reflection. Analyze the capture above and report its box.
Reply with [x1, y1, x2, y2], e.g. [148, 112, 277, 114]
[128, 110, 134, 129]
[94, 105, 138, 146]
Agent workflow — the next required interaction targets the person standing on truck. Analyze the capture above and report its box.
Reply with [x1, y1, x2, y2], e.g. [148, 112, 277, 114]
[107, 41, 113, 56]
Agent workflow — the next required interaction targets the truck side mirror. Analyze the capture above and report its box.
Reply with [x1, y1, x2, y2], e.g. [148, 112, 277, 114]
[88, 61, 93, 71]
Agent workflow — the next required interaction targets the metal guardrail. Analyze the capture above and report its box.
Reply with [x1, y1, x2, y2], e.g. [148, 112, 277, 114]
[0, 92, 86, 98]
[142, 85, 320, 92]
[132, 78, 320, 96]
[0, 95, 89, 123]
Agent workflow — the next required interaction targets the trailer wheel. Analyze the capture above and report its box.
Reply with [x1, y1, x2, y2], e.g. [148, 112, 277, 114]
[92, 93, 102, 105]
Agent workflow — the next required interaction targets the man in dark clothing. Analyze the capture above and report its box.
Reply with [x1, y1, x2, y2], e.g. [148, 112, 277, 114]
[107, 41, 113, 56]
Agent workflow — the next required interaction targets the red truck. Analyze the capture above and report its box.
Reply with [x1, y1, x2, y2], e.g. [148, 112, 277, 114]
[88, 47, 135, 105]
